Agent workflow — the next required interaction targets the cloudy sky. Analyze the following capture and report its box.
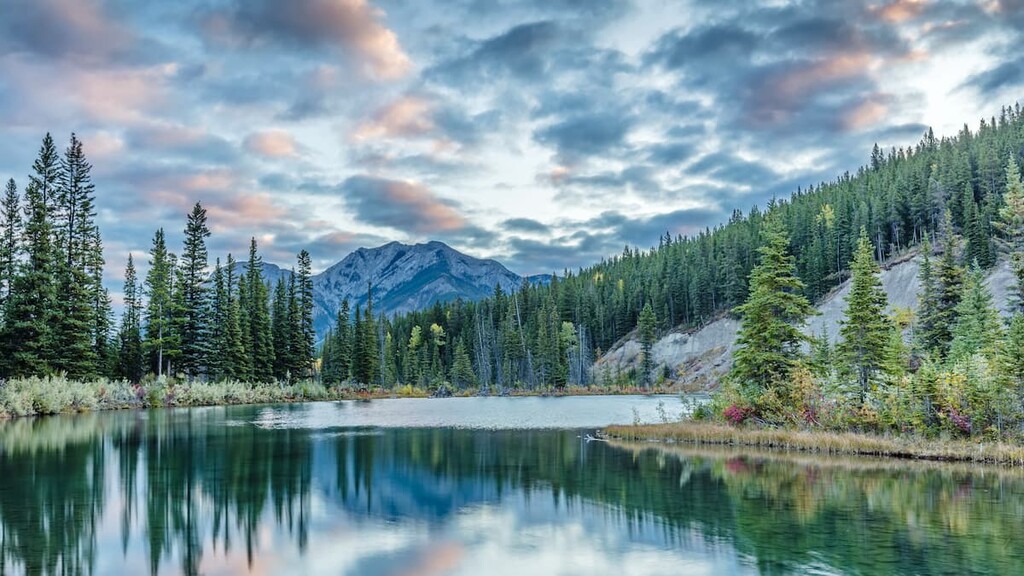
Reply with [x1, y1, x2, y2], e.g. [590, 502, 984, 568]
[1, 0, 1022, 285]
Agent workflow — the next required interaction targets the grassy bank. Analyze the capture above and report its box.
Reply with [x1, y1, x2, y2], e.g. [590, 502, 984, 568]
[604, 421, 1024, 466]
[0, 376, 672, 419]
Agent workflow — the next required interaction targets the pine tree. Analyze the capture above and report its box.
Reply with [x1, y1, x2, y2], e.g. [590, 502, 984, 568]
[46, 133, 100, 379]
[143, 229, 177, 377]
[116, 254, 144, 382]
[208, 259, 228, 381]
[177, 203, 211, 378]
[88, 225, 112, 375]
[270, 276, 290, 380]
[994, 155, 1024, 311]
[0, 179, 21, 312]
[29, 133, 60, 219]
[637, 302, 656, 388]
[321, 299, 350, 384]
[962, 185, 991, 268]
[224, 255, 248, 380]
[245, 239, 274, 382]
[731, 218, 817, 401]
[932, 211, 965, 357]
[295, 250, 315, 378]
[353, 285, 380, 385]
[949, 264, 1003, 362]
[450, 339, 476, 389]
[916, 235, 942, 354]
[1, 181, 57, 376]
[837, 229, 896, 403]
[1000, 313, 1024, 399]
[286, 271, 302, 381]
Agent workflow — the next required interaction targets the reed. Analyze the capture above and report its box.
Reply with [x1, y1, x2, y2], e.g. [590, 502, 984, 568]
[604, 421, 1024, 466]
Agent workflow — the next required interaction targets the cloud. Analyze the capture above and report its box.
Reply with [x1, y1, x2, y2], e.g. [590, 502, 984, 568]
[871, 0, 928, 23]
[0, 0, 137, 65]
[427, 21, 562, 84]
[125, 124, 238, 164]
[503, 218, 550, 235]
[353, 96, 434, 140]
[203, 0, 411, 79]
[961, 61, 1024, 96]
[244, 130, 301, 158]
[534, 112, 634, 163]
[842, 95, 891, 131]
[340, 175, 468, 234]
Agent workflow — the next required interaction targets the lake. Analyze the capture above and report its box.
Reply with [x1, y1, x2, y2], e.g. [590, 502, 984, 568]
[0, 395, 1021, 575]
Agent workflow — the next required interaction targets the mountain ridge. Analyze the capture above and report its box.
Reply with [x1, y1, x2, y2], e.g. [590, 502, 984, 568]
[252, 240, 533, 339]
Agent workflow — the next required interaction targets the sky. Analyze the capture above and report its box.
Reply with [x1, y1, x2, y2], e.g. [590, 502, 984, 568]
[1, 0, 1022, 291]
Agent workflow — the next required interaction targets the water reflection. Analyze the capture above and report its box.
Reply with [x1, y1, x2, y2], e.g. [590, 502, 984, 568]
[0, 402, 1022, 574]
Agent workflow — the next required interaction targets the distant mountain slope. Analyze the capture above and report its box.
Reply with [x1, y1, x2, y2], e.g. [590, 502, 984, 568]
[307, 241, 523, 338]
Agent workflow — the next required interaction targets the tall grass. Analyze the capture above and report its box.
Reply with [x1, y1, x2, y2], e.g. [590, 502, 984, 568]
[0, 376, 368, 419]
[604, 421, 1024, 466]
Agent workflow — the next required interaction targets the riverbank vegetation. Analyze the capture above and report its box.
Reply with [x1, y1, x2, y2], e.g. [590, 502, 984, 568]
[605, 421, 1024, 465]
[0, 375, 674, 419]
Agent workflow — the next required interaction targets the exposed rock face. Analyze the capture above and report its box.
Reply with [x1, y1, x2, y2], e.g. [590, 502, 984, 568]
[596, 254, 1019, 390]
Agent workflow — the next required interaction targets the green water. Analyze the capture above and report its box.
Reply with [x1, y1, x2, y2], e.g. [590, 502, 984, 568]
[0, 397, 1021, 575]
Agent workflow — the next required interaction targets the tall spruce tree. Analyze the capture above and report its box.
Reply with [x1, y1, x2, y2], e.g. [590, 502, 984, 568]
[270, 276, 290, 380]
[916, 235, 941, 354]
[208, 258, 228, 381]
[286, 271, 302, 380]
[0, 179, 21, 310]
[837, 229, 897, 403]
[637, 302, 656, 388]
[2, 180, 57, 376]
[949, 264, 1002, 362]
[88, 225, 112, 375]
[245, 238, 274, 381]
[329, 299, 352, 383]
[29, 133, 59, 219]
[731, 218, 817, 401]
[117, 254, 144, 382]
[177, 203, 211, 378]
[224, 254, 248, 380]
[143, 229, 177, 377]
[295, 250, 315, 378]
[962, 186, 985, 268]
[932, 211, 965, 356]
[994, 155, 1024, 311]
[1001, 313, 1024, 401]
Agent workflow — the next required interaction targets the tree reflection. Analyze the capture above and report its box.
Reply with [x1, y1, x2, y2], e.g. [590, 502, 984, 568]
[1, 408, 1024, 574]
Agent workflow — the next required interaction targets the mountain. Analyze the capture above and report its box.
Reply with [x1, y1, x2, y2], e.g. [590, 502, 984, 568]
[286, 241, 524, 338]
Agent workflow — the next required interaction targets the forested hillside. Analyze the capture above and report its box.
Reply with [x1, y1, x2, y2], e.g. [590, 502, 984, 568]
[321, 104, 1024, 391]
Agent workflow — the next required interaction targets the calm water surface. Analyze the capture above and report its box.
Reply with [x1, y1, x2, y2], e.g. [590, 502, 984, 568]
[0, 395, 1022, 575]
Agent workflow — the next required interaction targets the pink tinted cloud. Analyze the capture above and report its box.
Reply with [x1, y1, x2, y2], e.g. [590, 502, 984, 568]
[353, 96, 434, 141]
[343, 175, 468, 234]
[843, 96, 890, 131]
[205, 0, 411, 80]
[206, 194, 287, 233]
[383, 180, 466, 232]
[245, 130, 300, 158]
[871, 0, 928, 23]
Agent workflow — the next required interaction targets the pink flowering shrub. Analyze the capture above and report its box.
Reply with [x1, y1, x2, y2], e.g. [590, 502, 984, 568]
[723, 404, 753, 425]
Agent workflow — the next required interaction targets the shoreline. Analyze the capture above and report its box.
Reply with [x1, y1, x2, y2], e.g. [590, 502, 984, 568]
[602, 421, 1024, 466]
[0, 376, 676, 420]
